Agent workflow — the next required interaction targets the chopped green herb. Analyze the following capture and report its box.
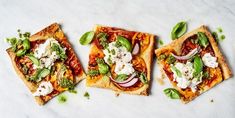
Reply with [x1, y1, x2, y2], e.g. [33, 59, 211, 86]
[164, 88, 181, 99]
[58, 95, 67, 103]
[59, 77, 75, 90]
[84, 92, 90, 99]
[171, 21, 187, 40]
[28, 68, 50, 82]
[51, 43, 67, 60]
[166, 55, 176, 64]
[217, 27, 223, 33]
[157, 54, 166, 61]
[220, 35, 225, 40]
[87, 70, 99, 76]
[27, 54, 40, 66]
[79, 31, 95, 45]
[115, 74, 128, 82]
[212, 32, 219, 42]
[159, 39, 164, 45]
[96, 58, 109, 74]
[203, 71, 210, 79]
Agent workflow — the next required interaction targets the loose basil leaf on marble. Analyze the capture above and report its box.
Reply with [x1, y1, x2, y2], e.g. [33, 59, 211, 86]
[164, 88, 181, 99]
[171, 21, 187, 40]
[197, 32, 209, 48]
[193, 55, 203, 77]
[139, 72, 148, 84]
[170, 66, 182, 77]
[115, 74, 128, 82]
[84, 92, 90, 99]
[117, 36, 132, 52]
[79, 31, 95, 45]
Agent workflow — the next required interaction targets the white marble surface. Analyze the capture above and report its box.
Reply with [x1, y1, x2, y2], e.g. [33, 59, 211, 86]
[0, 0, 235, 118]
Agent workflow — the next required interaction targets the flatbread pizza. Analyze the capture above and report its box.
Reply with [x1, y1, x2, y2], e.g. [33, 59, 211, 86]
[155, 25, 232, 103]
[6, 23, 86, 105]
[85, 25, 155, 95]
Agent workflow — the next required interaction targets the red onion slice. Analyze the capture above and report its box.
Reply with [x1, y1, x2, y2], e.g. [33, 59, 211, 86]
[109, 73, 136, 84]
[132, 43, 140, 55]
[118, 78, 139, 87]
[172, 47, 200, 60]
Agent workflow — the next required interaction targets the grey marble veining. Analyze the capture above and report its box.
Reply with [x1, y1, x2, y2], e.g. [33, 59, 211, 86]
[0, 0, 234, 118]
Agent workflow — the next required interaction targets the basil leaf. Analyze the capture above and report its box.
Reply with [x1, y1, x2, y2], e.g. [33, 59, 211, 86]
[171, 21, 187, 40]
[203, 71, 210, 79]
[117, 36, 132, 52]
[16, 49, 27, 57]
[115, 74, 128, 82]
[98, 63, 109, 74]
[38, 68, 50, 79]
[139, 72, 148, 84]
[197, 32, 209, 48]
[87, 70, 99, 76]
[84, 92, 90, 99]
[164, 88, 181, 99]
[79, 31, 95, 45]
[27, 54, 40, 66]
[170, 66, 182, 77]
[193, 55, 203, 77]
[22, 39, 30, 50]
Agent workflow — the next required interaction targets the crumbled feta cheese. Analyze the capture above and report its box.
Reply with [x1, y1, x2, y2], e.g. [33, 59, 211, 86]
[103, 42, 134, 75]
[202, 53, 218, 68]
[171, 61, 202, 92]
[33, 81, 53, 96]
[33, 38, 65, 69]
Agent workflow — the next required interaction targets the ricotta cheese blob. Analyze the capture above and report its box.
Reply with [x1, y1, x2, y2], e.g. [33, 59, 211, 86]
[103, 42, 134, 75]
[202, 53, 218, 68]
[33, 38, 66, 69]
[171, 61, 202, 92]
[33, 81, 53, 96]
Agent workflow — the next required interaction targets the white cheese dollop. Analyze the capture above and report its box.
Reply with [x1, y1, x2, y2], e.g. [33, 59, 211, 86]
[33, 38, 65, 69]
[171, 62, 202, 92]
[202, 53, 218, 68]
[103, 42, 134, 75]
[33, 81, 53, 96]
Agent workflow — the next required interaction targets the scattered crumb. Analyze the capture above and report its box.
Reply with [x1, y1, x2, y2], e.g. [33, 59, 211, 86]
[115, 93, 120, 97]
[84, 91, 90, 99]
[210, 99, 214, 103]
[156, 77, 164, 85]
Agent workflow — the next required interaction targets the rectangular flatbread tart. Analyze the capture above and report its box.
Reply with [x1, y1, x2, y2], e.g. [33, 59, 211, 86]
[6, 23, 86, 105]
[155, 25, 232, 103]
[86, 25, 155, 95]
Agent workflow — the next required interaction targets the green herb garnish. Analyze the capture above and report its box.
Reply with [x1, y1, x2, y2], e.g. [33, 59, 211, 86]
[166, 55, 176, 64]
[115, 74, 128, 82]
[157, 54, 166, 61]
[171, 21, 187, 40]
[79, 31, 95, 45]
[96, 58, 109, 74]
[217, 27, 223, 33]
[87, 70, 99, 76]
[170, 66, 182, 77]
[139, 72, 148, 84]
[159, 39, 164, 46]
[58, 95, 67, 103]
[27, 54, 40, 66]
[197, 32, 209, 48]
[59, 77, 75, 90]
[220, 35, 225, 40]
[164, 88, 181, 99]
[51, 43, 67, 60]
[84, 92, 90, 99]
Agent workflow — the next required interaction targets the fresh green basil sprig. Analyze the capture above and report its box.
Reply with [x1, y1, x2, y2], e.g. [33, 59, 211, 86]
[164, 88, 181, 99]
[171, 21, 187, 40]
